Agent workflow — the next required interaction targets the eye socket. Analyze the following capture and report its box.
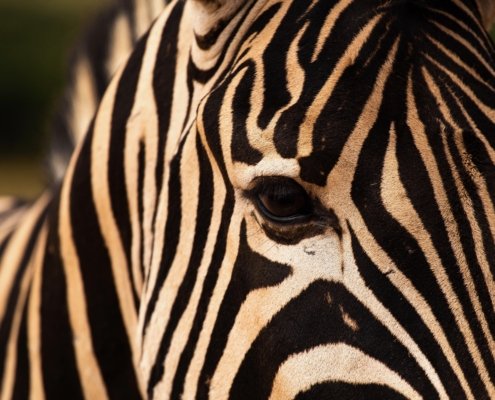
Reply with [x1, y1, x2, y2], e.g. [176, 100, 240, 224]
[251, 177, 313, 223]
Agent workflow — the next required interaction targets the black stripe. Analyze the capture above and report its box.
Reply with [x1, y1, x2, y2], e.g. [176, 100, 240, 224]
[462, 129, 495, 205]
[351, 227, 466, 398]
[147, 135, 213, 396]
[230, 61, 263, 165]
[152, 1, 184, 201]
[461, 129, 495, 295]
[148, 2, 185, 284]
[0, 230, 15, 264]
[432, 72, 495, 247]
[0, 207, 47, 391]
[41, 192, 84, 399]
[397, 124, 489, 397]
[196, 221, 291, 398]
[349, 37, 479, 397]
[12, 294, 30, 399]
[421, 37, 494, 106]
[143, 132, 187, 334]
[230, 280, 436, 399]
[438, 88, 495, 344]
[444, 129, 495, 377]
[169, 92, 238, 395]
[70, 125, 142, 400]
[352, 72, 486, 397]
[109, 30, 150, 309]
[298, 17, 396, 185]
[411, 64, 493, 396]
[138, 140, 146, 284]
[295, 382, 408, 400]
[257, 0, 315, 132]
[195, 62, 231, 178]
[423, 55, 495, 152]
[428, 1, 492, 58]
[169, 187, 235, 399]
[187, 1, 258, 86]
[426, 17, 495, 87]
[181, 59, 195, 134]
[165, 58, 258, 395]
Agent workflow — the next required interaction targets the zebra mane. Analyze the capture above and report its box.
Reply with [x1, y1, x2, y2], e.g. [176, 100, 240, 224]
[47, 0, 168, 182]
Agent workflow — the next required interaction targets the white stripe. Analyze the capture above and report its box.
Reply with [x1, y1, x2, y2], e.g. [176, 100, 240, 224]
[269, 344, 421, 400]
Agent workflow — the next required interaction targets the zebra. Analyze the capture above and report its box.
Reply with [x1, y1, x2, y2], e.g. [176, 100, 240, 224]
[48, 0, 167, 181]
[1, 0, 495, 398]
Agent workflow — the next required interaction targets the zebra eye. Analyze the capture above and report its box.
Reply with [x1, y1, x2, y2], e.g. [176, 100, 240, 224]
[253, 177, 313, 223]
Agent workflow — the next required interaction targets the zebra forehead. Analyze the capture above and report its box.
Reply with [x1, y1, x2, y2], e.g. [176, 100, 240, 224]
[198, 0, 492, 187]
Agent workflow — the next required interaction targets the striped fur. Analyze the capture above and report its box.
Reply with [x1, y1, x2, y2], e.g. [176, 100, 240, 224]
[1, 0, 495, 398]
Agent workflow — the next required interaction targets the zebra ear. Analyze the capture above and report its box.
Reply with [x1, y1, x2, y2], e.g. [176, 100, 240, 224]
[191, 0, 247, 15]
[476, 0, 495, 30]
[189, 0, 248, 46]
[191, 0, 225, 12]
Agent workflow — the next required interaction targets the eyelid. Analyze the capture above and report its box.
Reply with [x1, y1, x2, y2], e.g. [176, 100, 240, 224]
[246, 176, 305, 195]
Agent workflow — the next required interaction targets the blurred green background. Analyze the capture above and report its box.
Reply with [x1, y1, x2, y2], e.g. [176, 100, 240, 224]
[0, 0, 105, 198]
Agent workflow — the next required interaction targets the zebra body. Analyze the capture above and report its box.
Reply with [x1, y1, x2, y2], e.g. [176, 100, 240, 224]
[1, 0, 495, 398]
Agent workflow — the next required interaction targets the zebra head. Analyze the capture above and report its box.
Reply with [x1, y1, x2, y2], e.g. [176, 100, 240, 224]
[59, 0, 495, 398]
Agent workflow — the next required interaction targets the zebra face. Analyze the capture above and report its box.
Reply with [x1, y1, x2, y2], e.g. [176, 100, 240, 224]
[169, 0, 495, 397]
[2, 0, 494, 399]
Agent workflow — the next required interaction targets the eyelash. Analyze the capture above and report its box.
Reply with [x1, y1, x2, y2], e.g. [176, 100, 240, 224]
[245, 177, 314, 224]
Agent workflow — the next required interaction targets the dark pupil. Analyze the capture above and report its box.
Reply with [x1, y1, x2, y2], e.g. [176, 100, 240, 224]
[258, 191, 307, 218]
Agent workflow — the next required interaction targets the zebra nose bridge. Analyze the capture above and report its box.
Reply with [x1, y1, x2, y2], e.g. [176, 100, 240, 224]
[285, 234, 345, 289]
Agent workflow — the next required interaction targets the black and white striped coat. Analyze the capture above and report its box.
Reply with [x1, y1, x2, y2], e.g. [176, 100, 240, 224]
[1, 0, 495, 398]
